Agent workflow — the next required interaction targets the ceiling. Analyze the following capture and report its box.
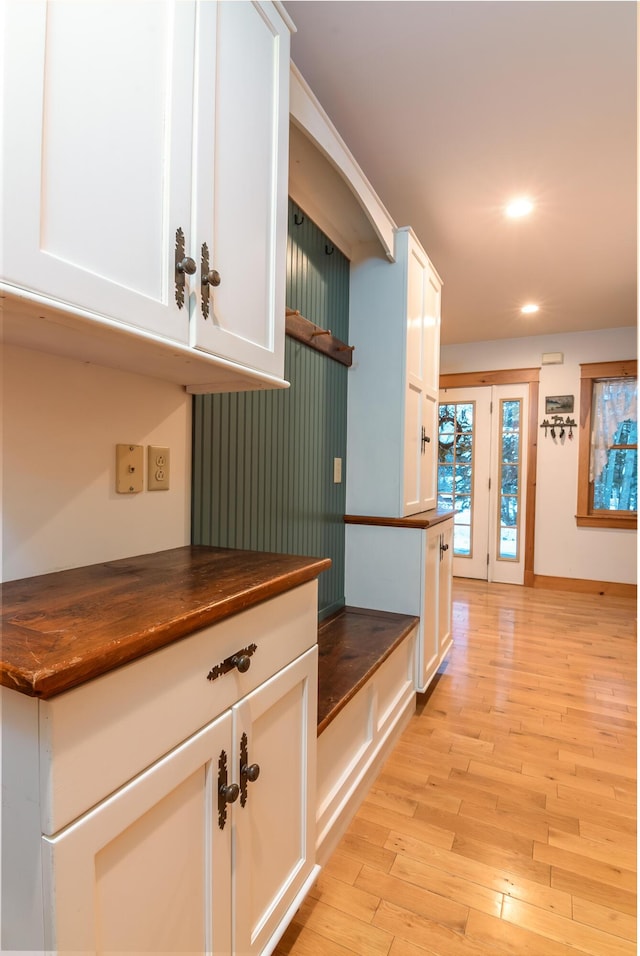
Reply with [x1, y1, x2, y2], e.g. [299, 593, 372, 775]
[283, 1, 637, 346]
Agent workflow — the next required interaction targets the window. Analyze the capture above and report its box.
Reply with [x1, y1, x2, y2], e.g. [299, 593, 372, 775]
[577, 360, 637, 529]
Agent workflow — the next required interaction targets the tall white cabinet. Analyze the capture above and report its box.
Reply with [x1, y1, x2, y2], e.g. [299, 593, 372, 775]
[2, 0, 291, 391]
[345, 224, 451, 695]
[347, 227, 442, 518]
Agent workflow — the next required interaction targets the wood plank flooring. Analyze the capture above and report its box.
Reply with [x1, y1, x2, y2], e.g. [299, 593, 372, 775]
[276, 579, 637, 956]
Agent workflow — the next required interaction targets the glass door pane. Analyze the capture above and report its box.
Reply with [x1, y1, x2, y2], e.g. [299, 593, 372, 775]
[438, 402, 475, 556]
[497, 399, 522, 561]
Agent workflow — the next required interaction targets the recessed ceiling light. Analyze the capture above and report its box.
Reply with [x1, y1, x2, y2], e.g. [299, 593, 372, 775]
[506, 197, 534, 218]
[521, 303, 539, 314]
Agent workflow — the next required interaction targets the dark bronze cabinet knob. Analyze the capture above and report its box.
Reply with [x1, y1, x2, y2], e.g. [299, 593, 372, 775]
[242, 762, 260, 783]
[231, 653, 251, 673]
[176, 256, 197, 275]
[219, 781, 239, 805]
[203, 269, 221, 287]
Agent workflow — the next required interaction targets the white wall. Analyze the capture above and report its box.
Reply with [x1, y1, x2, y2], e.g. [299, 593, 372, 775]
[2, 346, 191, 582]
[440, 327, 637, 585]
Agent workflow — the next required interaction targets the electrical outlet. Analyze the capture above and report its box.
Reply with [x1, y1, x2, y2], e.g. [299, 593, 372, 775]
[116, 444, 144, 494]
[333, 457, 342, 483]
[148, 446, 170, 491]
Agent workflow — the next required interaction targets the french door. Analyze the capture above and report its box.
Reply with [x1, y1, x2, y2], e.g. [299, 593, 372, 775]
[438, 384, 529, 584]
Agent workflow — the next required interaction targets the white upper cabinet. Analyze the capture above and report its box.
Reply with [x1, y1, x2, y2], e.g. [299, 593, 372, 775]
[403, 232, 441, 515]
[3, 0, 195, 344]
[190, 1, 289, 379]
[2, 0, 291, 391]
[347, 227, 442, 517]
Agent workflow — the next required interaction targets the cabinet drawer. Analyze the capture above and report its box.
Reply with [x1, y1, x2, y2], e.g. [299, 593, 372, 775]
[39, 581, 317, 835]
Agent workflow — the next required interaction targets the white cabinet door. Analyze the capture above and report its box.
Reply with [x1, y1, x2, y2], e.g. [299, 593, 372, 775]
[190, 0, 289, 379]
[438, 518, 454, 660]
[419, 526, 441, 692]
[347, 227, 442, 518]
[3, 0, 195, 344]
[42, 712, 232, 956]
[404, 239, 429, 515]
[422, 267, 442, 510]
[233, 647, 317, 956]
[418, 519, 452, 691]
[403, 232, 441, 516]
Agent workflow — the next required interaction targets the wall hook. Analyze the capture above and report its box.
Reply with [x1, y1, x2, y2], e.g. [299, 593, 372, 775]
[325, 244, 334, 256]
[542, 413, 576, 441]
[294, 213, 304, 225]
[310, 328, 331, 337]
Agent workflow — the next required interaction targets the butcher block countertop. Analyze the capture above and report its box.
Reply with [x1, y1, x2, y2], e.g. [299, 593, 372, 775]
[0, 546, 331, 700]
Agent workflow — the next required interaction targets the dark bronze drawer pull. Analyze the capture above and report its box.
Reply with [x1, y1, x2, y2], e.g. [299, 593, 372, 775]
[231, 653, 251, 674]
[206, 643, 257, 682]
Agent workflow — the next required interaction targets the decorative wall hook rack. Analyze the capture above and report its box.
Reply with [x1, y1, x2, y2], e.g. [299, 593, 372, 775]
[285, 308, 354, 367]
[540, 414, 576, 440]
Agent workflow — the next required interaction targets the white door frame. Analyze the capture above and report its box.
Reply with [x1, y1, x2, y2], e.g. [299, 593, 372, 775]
[440, 367, 540, 587]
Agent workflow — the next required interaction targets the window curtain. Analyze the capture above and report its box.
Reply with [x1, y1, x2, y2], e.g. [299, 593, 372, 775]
[591, 378, 637, 482]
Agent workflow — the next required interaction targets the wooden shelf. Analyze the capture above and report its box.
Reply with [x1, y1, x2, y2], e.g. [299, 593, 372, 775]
[285, 308, 354, 367]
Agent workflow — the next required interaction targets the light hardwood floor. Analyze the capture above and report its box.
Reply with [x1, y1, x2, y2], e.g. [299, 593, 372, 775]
[276, 579, 637, 956]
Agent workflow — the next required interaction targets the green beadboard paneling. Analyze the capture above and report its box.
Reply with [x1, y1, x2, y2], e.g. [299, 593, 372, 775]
[192, 201, 349, 618]
[287, 200, 350, 340]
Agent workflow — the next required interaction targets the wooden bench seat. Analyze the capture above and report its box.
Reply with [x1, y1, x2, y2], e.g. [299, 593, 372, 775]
[317, 605, 419, 733]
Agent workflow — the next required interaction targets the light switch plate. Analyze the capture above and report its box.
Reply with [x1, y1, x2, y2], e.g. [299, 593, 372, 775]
[148, 445, 170, 491]
[333, 457, 342, 483]
[116, 444, 144, 494]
